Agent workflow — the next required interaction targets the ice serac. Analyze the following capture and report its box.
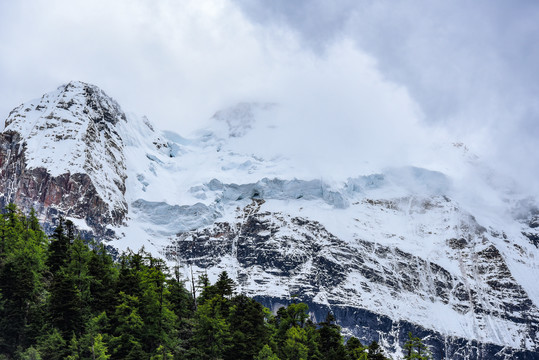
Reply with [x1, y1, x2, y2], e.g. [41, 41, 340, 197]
[0, 81, 128, 235]
[165, 195, 539, 359]
[2, 83, 539, 359]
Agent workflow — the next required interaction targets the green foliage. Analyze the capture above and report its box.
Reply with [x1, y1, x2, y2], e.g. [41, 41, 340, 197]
[91, 334, 110, 360]
[403, 332, 432, 360]
[226, 294, 269, 360]
[215, 271, 236, 298]
[192, 295, 232, 359]
[0, 205, 48, 354]
[283, 326, 309, 360]
[0, 204, 435, 360]
[17, 346, 42, 360]
[317, 313, 346, 360]
[345, 337, 368, 360]
[367, 340, 389, 360]
[37, 328, 67, 360]
[256, 344, 280, 360]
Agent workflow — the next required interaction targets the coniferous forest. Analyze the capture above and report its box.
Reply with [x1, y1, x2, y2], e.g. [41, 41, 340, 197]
[0, 204, 430, 360]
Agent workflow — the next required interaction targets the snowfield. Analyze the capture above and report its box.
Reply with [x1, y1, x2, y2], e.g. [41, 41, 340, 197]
[3, 82, 539, 358]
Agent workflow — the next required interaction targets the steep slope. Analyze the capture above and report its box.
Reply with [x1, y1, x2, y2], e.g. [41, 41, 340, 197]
[1, 83, 538, 359]
[113, 100, 539, 358]
[163, 195, 539, 359]
[0, 81, 128, 234]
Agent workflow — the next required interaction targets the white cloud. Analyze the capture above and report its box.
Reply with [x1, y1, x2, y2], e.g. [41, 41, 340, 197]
[233, 0, 539, 192]
[1, 0, 537, 193]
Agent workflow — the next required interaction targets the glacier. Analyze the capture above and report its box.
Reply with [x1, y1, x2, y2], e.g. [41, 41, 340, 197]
[1, 82, 539, 359]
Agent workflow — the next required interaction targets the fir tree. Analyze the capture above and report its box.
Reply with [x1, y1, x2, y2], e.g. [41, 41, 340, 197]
[91, 333, 111, 360]
[367, 341, 388, 360]
[192, 296, 232, 360]
[0, 205, 47, 354]
[403, 332, 431, 360]
[345, 337, 368, 360]
[37, 328, 67, 360]
[47, 218, 70, 274]
[282, 326, 309, 360]
[256, 344, 281, 360]
[226, 294, 269, 360]
[317, 312, 346, 360]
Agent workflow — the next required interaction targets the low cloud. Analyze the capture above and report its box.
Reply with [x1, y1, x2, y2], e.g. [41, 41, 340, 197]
[1, 0, 537, 194]
[234, 0, 539, 192]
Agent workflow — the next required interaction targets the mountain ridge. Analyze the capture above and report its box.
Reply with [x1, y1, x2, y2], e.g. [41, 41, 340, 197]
[1, 81, 538, 359]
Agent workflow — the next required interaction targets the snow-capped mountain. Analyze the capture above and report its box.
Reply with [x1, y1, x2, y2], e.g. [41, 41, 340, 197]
[1, 82, 539, 359]
[0, 82, 127, 235]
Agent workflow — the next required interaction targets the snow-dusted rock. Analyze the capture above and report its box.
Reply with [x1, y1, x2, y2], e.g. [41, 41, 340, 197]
[0, 81, 128, 235]
[2, 82, 539, 359]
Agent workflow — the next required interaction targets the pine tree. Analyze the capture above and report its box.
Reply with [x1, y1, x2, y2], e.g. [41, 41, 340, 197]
[225, 294, 269, 360]
[403, 332, 431, 360]
[110, 292, 145, 359]
[256, 344, 281, 360]
[0, 205, 47, 354]
[345, 337, 368, 360]
[47, 267, 84, 338]
[65, 334, 81, 360]
[87, 244, 117, 316]
[317, 312, 346, 360]
[304, 319, 322, 360]
[17, 346, 42, 360]
[91, 333, 111, 360]
[37, 328, 67, 360]
[215, 271, 236, 298]
[192, 295, 232, 359]
[166, 266, 195, 356]
[367, 341, 388, 360]
[139, 255, 177, 355]
[47, 218, 70, 274]
[282, 326, 309, 360]
[196, 273, 217, 306]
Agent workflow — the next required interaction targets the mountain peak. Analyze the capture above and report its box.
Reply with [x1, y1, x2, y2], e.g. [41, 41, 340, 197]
[5, 81, 126, 134]
[211, 102, 276, 138]
[0, 82, 128, 229]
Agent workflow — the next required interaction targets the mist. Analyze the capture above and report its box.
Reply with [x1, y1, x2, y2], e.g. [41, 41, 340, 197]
[1, 0, 537, 195]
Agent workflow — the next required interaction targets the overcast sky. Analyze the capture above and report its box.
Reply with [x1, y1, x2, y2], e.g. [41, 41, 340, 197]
[1, 0, 538, 192]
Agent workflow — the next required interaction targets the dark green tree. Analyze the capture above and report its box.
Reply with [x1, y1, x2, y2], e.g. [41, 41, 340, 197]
[192, 295, 232, 360]
[87, 244, 117, 316]
[403, 332, 431, 360]
[367, 341, 388, 360]
[225, 294, 269, 360]
[345, 337, 368, 360]
[47, 218, 70, 274]
[0, 205, 47, 354]
[196, 273, 217, 306]
[256, 344, 281, 360]
[215, 271, 236, 298]
[37, 328, 67, 360]
[139, 256, 177, 356]
[110, 292, 146, 359]
[47, 267, 83, 338]
[317, 313, 346, 360]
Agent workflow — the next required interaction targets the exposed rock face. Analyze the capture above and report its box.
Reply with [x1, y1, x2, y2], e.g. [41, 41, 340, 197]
[0, 81, 128, 236]
[2, 82, 539, 359]
[165, 199, 539, 359]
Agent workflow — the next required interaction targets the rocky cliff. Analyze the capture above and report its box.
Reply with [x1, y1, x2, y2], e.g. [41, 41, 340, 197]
[1, 83, 538, 359]
[0, 81, 128, 235]
[163, 197, 539, 359]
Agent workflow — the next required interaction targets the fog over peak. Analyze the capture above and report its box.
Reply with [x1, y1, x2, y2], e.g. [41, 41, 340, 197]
[234, 0, 539, 191]
[1, 0, 537, 195]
